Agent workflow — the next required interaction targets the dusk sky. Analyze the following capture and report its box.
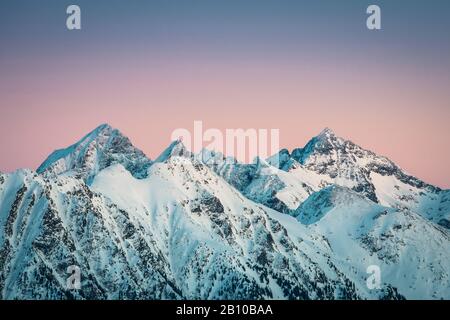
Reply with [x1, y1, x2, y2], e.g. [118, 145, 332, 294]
[1, 0, 449, 188]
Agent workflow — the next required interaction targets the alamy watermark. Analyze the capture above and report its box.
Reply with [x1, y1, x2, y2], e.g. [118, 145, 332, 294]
[367, 5, 381, 30]
[366, 265, 381, 290]
[66, 4, 381, 31]
[171, 121, 280, 167]
[66, 5, 81, 30]
[66, 265, 81, 290]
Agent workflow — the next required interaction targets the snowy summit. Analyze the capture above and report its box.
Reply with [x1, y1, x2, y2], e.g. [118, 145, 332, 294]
[0, 124, 448, 300]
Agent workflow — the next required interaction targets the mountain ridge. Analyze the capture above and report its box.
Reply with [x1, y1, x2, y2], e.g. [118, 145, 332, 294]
[0, 123, 448, 299]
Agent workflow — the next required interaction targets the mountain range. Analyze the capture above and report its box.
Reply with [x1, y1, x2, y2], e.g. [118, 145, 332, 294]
[0, 124, 448, 299]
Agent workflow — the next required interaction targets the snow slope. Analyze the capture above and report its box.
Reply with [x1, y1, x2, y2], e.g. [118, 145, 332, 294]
[0, 124, 449, 299]
[90, 158, 361, 299]
[294, 185, 450, 299]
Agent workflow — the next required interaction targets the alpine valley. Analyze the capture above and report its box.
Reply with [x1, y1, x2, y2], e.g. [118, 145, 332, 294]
[0, 124, 449, 300]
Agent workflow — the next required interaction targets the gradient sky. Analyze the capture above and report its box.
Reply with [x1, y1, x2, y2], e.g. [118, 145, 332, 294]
[1, 0, 449, 188]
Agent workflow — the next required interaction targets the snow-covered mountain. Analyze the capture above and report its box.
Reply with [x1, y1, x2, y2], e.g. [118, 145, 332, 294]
[210, 128, 450, 229]
[37, 124, 152, 184]
[294, 185, 449, 299]
[0, 124, 448, 299]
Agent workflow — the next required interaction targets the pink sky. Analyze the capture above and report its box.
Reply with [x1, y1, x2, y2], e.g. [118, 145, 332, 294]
[1, 53, 449, 188]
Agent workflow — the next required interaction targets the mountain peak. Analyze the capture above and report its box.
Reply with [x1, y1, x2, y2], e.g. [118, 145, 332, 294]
[92, 123, 113, 134]
[37, 124, 152, 182]
[317, 127, 335, 138]
[314, 128, 342, 146]
[75, 123, 115, 145]
[154, 139, 191, 163]
[94, 122, 112, 131]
